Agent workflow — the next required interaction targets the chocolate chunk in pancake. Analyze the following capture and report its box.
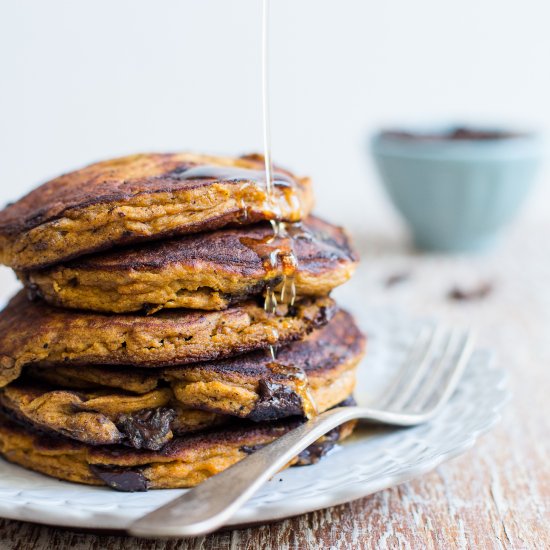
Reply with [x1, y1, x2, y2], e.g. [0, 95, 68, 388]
[0, 384, 226, 448]
[21, 216, 357, 313]
[116, 408, 176, 451]
[163, 310, 365, 420]
[89, 465, 149, 492]
[20, 310, 364, 427]
[249, 379, 304, 422]
[2, 311, 363, 447]
[0, 291, 335, 387]
[0, 153, 313, 270]
[0, 405, 356, 490]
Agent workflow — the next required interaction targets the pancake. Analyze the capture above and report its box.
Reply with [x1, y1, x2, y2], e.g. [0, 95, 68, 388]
[162, 309, 364, 421]
[0, 291, 335, 388]
[0, 406, 356, 491]
[20, 216, 357, 313]
[0, 153, 313, 271]
[0, 384, 227, 449]
[5, 310, 364, 447]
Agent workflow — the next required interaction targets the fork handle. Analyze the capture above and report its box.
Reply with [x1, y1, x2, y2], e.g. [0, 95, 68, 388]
[129, 406, 361, 538]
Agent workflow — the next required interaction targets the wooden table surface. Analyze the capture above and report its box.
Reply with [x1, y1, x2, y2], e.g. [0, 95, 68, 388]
[0, 220, 548, 549]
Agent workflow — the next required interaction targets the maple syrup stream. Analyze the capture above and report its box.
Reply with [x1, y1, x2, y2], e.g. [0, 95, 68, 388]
[260, 0, 316, 417]
[171, 1, 316, 418]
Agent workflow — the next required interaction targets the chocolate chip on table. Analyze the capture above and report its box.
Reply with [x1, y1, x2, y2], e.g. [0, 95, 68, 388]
[384, 271, 412, 288]
[116, 407, 175, 450]
[448, 282, 493, 301]
[89, 465, 149, 492]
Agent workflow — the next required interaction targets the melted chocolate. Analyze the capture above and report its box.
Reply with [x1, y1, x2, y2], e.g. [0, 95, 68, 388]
[116, 408, 175, 451]
[295, 427, 340, 465]
[248, 379, 303, 422]
[240, 426, 342, 466]
[89, 465, 149, 492]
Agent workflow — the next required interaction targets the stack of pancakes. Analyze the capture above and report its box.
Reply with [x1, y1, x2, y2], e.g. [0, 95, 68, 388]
[0, 153, 364, 491]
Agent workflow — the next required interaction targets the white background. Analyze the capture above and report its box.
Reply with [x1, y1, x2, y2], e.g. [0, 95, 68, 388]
[0, 0, 548, 243]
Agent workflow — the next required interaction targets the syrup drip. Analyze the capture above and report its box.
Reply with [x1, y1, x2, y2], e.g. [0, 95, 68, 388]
[241, 223, 299, 361]
[242, 221, 299, 361]
[267, 362, 318, 419]
[260, 0, 299, 361]
[256, 0, 316, 417]
[240, 223, 299, 309]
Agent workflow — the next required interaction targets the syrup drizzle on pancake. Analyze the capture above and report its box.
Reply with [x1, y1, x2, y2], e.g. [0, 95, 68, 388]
[170, 165, 297, 224]
[259, 0, 316, 417]
[172, 165, 296, 189]
[261, 0, 298, 360]
[164, 1, 316, 419]
[266, 362, 317, 419]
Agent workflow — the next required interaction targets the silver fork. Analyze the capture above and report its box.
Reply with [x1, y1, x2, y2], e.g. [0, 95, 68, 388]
[129, 326, 474, 538]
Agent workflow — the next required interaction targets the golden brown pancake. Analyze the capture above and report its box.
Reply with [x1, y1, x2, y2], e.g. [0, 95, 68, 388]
[3, 310, 364, 448]
[0, 384, 226, 449]
[162, 309, 364, 421]
[0, 153, 313, 270]
[21, 216, 357, 313]
[0, 291, 335, 387]
[0, 407, 356, 491]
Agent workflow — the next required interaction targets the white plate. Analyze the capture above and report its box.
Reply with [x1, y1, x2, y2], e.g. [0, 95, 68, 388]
[0, 309, 507, 531]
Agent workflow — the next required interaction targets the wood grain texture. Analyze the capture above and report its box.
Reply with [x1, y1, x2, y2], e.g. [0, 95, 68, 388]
[0, 219, 548, 549]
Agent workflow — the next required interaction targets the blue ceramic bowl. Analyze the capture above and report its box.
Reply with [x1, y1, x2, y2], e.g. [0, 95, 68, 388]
[371, 126, 542, 252]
